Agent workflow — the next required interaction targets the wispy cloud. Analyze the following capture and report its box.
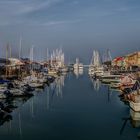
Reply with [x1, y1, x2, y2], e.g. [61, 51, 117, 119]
[16, 0, 64, 15]
[40, 19, 82, 26]
[0, 0, 64, 26]
[0, 0, 63, 14]
[0, 0, 139, 27]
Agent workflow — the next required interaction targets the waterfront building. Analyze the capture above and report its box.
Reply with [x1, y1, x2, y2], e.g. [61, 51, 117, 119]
[112, 56, 126, 70]
[5, 58, 25, 77]
[112, 51, 140, 70]
[125, 52, 140, 70]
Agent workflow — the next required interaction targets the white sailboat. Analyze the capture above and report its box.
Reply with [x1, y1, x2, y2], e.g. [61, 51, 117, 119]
[22, 46, 44, 88]
[48, 48, 67, 74]
[88, 50, 104, 76]
[74, 58, 83, 70]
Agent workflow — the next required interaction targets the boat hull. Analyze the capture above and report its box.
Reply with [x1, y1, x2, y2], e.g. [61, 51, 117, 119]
[130, 101, 140, 112]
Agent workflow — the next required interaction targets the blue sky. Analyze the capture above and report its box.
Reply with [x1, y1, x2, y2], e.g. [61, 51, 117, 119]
[0, 0, 140, 63]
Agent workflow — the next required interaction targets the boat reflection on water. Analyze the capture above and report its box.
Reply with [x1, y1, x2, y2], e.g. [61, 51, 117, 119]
[130, 109, 140, 128]
[50, 75, 66, 98]
[74, 69, 83, 79]
[130, 109, 140, 139]
[0, 72, 140, 140]
[0, 96, 32, 127]
[90, 78, 101, 91]
[90, 77, 115, 104]
[44, 74, 67, 110]
[120, 109, 140, 138]
[55, 75, 65, 98]
[0, 111, 12, 126]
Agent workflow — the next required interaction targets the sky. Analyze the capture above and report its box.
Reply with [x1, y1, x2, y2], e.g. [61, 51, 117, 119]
[0, 0, 140, 63]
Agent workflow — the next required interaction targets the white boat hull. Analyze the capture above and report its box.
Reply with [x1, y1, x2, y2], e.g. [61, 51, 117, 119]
[130, 101, 140, 112]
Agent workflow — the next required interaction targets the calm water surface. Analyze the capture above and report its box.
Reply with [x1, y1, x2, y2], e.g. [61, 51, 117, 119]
[0, 71, 139, 140]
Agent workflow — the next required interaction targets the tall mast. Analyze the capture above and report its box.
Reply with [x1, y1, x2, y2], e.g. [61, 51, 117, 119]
[19, 37, 22, 59]
[46, 48, 49, 61]
[90, 51, 94, 65]
[9, 45, 11, 58]
[107, 49, 112, 61]
[6, 43, 9, 77]
[30, 45, 34, 71]
[30, 46, 34, 62]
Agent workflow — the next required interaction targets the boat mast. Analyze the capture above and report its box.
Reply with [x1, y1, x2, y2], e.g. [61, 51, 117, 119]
[90, 51, 94, 65]
[5, 43, 9, 77]
[30, 46, 34, 71]
[18, 37, 22, 78]
[19, 37, 22, 59]
[9, 45, 11, 58]
[46, 48, 49, 61]
[107, 49, 112, 62]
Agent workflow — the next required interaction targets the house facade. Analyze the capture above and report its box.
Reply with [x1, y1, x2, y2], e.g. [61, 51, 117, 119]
[112, 52, 140, 70]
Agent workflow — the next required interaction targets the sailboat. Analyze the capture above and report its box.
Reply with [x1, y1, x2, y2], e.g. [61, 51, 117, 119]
[48, 48, 68, 75]
[74, 58, 83, 70]
[88, 50, 104, 77]
[22, 46, 45, 88]
[89, 51, 95, 75]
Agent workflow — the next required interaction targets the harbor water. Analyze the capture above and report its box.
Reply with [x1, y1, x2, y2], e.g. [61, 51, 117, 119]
[0, 70, 139, 140]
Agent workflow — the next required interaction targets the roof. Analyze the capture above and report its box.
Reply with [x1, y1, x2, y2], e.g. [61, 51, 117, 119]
[114, 57, 124, 62]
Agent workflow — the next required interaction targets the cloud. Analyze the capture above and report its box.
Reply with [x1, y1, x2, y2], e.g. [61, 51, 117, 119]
[40, 19, 82, 26]
[0, 0, 139, 27]
[0, 0, 64, 26]
[16, 0, 64, 15]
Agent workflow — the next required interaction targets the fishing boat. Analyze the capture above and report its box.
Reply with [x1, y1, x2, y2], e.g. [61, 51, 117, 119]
[101, 75, 121, 84]
[110, 75, 136, 89]
[22, 78, 44, 89]
[7, 82, 34, 97]
[119, 79, 140, 111]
